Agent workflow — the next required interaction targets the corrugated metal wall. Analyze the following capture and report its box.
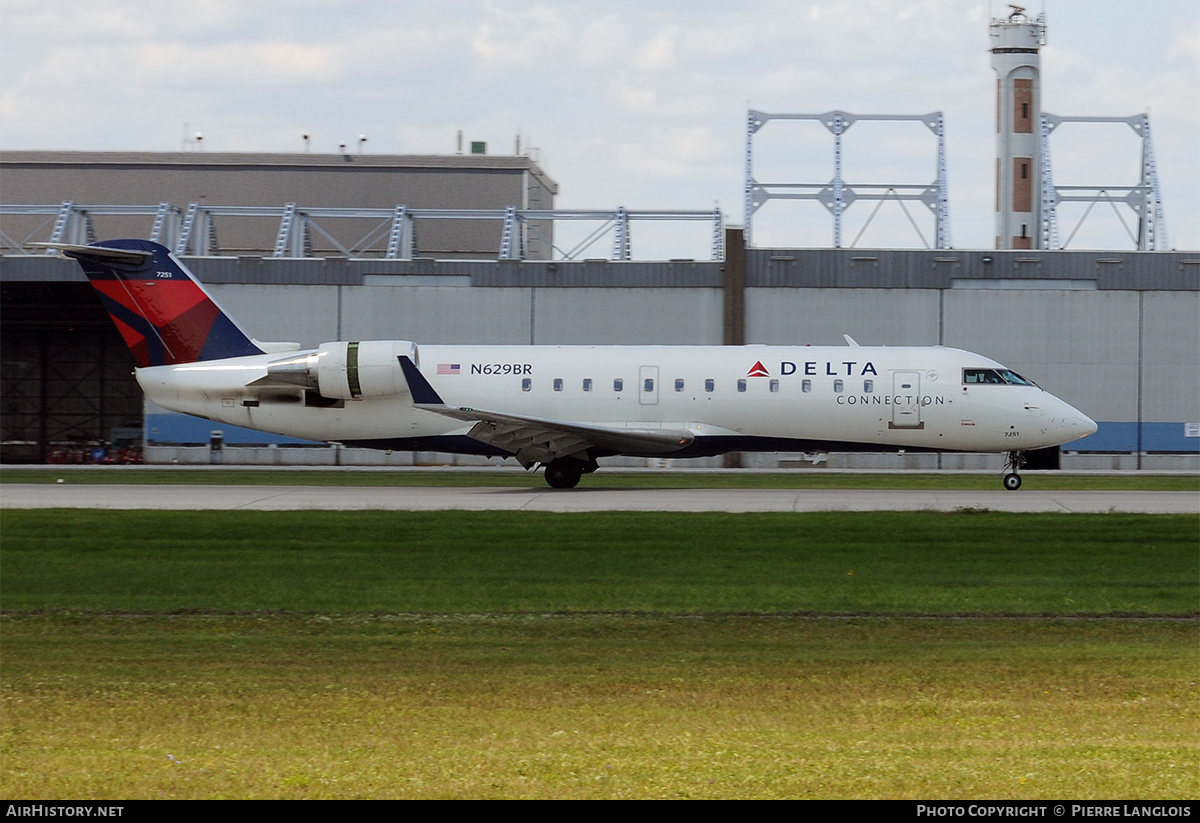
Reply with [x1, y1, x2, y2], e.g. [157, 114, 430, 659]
[3, 249, 1196, 457]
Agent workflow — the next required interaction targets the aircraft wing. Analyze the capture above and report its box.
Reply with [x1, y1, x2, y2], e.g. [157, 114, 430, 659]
[398, 356, 693, 467]
[439, 406, 694, 466]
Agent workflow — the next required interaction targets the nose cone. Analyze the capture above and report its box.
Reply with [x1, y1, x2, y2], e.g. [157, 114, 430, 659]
[1079, 414, 1099, 437]
[1051, 399, 1097, 445]
[1061, 413, 1098, 444]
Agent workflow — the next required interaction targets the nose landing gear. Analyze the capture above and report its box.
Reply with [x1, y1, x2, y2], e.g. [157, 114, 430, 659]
[1002, 450, 1025, 491]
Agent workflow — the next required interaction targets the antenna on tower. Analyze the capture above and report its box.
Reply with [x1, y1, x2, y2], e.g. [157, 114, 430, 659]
[182, 124, 205, 152]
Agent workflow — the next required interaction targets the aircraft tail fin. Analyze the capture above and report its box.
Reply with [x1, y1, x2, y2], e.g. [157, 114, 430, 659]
[49, 239, 264, 367]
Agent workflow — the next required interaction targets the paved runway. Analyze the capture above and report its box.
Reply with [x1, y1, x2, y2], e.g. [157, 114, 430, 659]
[2, 483, 1196, 513]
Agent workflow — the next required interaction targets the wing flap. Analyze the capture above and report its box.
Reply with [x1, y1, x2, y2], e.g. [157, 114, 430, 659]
[465, 419, 593, 466]
[446, 406, 694, 468]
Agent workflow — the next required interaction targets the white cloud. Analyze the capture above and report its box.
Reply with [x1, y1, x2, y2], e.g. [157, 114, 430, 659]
[635, 28, 679, 71]
[0, 0, 1194, 249]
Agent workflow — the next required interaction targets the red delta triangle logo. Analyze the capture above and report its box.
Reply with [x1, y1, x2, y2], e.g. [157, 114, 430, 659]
[746, 361, 770, 377]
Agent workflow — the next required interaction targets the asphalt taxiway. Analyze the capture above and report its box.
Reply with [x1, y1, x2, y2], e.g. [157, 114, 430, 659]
[2, 483, 1196, 514]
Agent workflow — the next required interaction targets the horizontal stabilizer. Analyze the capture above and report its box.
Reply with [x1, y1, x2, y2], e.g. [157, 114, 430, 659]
[34, 242, 152, 265]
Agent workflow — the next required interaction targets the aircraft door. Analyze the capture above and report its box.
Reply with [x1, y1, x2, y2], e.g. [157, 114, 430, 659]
[639, 365, 659, 405]
[890, 371, 922, 429]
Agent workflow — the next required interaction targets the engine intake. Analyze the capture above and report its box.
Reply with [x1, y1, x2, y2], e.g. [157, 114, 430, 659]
[266, 340, 419, 399]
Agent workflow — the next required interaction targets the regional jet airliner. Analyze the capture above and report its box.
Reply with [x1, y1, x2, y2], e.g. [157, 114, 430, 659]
[51, 239, 1096, 489]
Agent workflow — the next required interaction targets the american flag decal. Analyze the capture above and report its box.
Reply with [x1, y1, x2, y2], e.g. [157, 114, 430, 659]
[437, 363, 460, 375]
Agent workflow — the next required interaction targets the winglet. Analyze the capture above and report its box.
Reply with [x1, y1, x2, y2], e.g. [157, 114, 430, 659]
[843, 334, 860, 347]
[398, 356, 446, 405]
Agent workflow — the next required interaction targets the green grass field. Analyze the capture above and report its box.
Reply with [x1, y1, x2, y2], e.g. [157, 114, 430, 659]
[2, 508, 1197, 799]
[3, 614, 1195, 799]
[2, 510, 1196, 614]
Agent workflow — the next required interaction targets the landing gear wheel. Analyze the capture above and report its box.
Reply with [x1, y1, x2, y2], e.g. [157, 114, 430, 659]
[544, 459, 583, 489]
[1002, 450, 1025, 491]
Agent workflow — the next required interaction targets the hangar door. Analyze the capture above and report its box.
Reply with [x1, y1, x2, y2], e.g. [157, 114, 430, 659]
[1, 283, 143, 463]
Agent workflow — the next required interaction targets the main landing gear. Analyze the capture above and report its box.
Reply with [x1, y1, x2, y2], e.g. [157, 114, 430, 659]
[1002, 450, 1025, 491]
[543, 457, 596, 489]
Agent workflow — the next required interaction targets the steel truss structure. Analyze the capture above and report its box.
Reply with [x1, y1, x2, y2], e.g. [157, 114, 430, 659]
[0, 202, 724, 262]
[744, 110, 950, 249]
[1038, 113, 1168, 250]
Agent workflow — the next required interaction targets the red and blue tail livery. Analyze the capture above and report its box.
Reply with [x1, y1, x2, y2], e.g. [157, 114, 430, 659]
[58, 239, 262, 367]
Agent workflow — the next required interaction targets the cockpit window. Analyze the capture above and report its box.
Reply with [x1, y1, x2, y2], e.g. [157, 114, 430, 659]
[964, 369, 1004, 384]
[997, 369, 1036, 386]
[963, 368, 1037, 386]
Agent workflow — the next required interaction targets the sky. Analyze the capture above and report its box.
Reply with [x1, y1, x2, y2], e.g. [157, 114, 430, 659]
[1, 0, 1196, 256]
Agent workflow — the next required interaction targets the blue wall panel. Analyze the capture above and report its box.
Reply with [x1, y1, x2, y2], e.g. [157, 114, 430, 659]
[1065, 422, 1199, 453]
[146, 413, 320, 446]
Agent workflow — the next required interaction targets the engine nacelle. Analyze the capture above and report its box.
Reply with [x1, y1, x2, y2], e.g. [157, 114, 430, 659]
[266, 340, 419, 399]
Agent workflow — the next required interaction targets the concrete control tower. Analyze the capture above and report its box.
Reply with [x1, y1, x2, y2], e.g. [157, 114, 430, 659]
[991, 5, 1045, 249]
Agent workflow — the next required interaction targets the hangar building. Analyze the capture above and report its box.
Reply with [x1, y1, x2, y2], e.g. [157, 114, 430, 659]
[1, 151, 557, 260]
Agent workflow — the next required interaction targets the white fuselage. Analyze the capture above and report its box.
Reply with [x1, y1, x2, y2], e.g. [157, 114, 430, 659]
[136, 343, 1097, 457]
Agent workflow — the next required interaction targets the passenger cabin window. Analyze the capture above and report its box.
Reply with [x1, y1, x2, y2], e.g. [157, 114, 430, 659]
[582, 378, 593, 392]
[704, 378, 715, 392]
[675, 379, 685, 392]
[864, 379, 874, 393]
[737, 379, 747, 393]
[769, 379, 779, 393]
[644, 378, 655, 393]
[553, 378, 563, 392]
[834, 379, 844, 393]
[613, 378, 624, 392]
[521, 377, 531, 392]
[802, 379, 812, 393]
